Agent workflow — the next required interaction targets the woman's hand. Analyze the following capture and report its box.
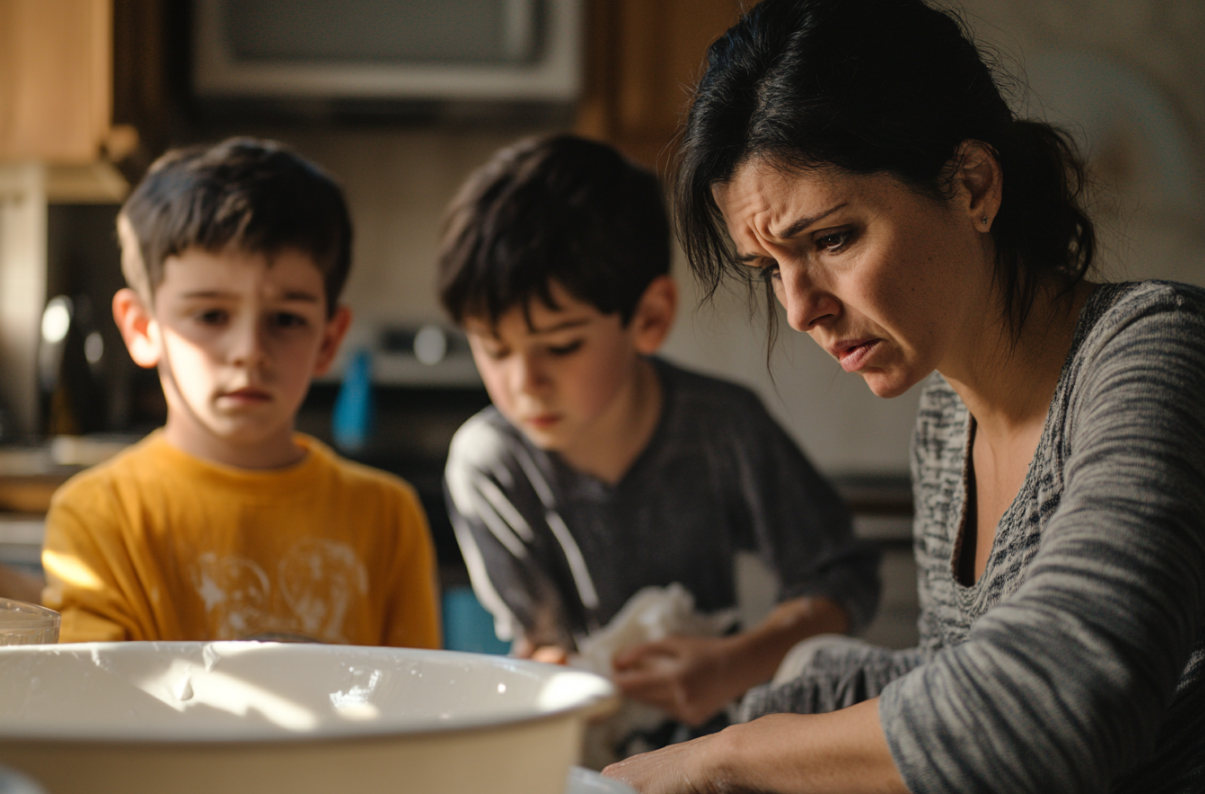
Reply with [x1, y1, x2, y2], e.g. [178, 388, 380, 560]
[611, 635, 736, 725]
[603, 730, 730, 794]
[604, 703, 909, 794]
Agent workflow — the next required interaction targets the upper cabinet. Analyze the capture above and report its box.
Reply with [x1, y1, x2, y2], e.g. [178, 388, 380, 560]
[576, 0, 743, 173]
[0, 0, 113, 164]
[0, 0, 169, 201]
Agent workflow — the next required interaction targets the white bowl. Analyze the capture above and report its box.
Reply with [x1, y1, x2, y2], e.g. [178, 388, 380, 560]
[0, 642, 616, 794]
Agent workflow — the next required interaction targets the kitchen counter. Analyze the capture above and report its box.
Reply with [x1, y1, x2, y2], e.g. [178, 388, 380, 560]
[0, 435, 136, 513]
[831, 472, 913, 542]
[0, 448, 77, 514]
[830, 472, 913, 515]
[0, 473, 69, 514]
[0, 437, 135, 582]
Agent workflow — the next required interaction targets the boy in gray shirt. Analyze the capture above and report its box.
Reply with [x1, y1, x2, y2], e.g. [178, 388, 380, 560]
[439, 135, 879, 747]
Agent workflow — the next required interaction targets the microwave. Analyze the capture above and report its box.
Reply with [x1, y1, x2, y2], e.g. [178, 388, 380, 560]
[192, 0, 583, 103]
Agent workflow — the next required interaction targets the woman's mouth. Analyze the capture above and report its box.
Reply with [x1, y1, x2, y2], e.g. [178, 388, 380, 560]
[835, 339, 881, 373]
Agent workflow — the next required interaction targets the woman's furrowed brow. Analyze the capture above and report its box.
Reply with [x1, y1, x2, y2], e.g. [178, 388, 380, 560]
[732, 202, 850, 262]
[771, 202, 848, 240]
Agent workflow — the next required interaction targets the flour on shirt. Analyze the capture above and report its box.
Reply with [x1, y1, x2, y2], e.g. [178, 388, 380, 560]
[193, 539, 369, 642]
[279, 539, 369, 640]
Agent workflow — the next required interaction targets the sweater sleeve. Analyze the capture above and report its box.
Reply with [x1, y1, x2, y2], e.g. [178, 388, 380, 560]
[879, 289, 1205, 792]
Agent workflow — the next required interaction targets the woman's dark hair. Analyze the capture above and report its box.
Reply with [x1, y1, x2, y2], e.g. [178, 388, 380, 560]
[121, 137, 353, 316]
[438, 134, 670, 328]
[676, 0, 1095, 337]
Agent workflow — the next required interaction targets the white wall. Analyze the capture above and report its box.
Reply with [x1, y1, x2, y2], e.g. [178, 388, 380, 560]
[259, 0, 1204, 476]
[957, 0, 1205, 289]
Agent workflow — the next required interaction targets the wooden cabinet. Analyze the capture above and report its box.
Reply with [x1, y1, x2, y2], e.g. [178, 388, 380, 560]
[0, 0, 168, 196]
[575, 0, 744, 174]
[0, 0, 113, 165]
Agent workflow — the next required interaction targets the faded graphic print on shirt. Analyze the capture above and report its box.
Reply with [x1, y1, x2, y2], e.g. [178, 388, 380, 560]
[193, 539, 369, 642]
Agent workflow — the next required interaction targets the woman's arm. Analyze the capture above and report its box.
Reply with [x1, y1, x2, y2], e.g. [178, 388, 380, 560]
[610, 596, 848, 725]
[604, 698, 908, 794]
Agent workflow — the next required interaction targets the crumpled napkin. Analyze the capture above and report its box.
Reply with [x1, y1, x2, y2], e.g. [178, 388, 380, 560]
[569, 583, 738, 769]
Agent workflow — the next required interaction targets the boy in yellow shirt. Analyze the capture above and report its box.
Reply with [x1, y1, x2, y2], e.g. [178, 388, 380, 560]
[41, 138, 441, 647]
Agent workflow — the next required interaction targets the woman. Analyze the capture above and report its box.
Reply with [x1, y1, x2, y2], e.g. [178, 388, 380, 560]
[602, 0, 1205, 792]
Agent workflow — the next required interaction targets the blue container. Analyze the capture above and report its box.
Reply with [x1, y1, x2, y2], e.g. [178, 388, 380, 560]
[332, 349, 374, 452]
[442, 586, 510, 655]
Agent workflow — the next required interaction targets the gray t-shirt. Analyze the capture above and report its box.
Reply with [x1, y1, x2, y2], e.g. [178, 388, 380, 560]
[745, 282, 1205, 792]
[444, 357, 880, 650]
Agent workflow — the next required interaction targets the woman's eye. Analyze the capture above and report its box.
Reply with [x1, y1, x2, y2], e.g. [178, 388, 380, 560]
[816, 229, 853, 252]
[548, 340, 584, 356]
[761, 262, 782, 283]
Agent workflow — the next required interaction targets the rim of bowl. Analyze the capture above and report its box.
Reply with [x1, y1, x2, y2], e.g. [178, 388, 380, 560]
[0, 641, 618, 744]
[0, 599, 61, 623]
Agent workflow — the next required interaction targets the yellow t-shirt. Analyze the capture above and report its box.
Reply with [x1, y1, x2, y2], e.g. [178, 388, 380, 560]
[42, 431, 440, 648]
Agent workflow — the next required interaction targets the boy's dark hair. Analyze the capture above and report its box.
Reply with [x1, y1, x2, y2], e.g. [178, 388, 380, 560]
[119, 137, 353, 316]
[438, 134, 670, 327]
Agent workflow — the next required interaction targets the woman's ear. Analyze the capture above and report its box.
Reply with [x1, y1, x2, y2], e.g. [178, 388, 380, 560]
[112, 288, 161, 369]
[954, 140, 1003, 232]
[631, 275, 678, 355]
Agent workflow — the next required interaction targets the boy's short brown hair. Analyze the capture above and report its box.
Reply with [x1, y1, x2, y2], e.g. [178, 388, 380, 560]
[437, 134, 670, 327]
[119, 137, 353, 316]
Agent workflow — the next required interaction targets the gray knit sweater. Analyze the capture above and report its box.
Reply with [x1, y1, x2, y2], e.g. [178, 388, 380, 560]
[745, 281, 1205, 792]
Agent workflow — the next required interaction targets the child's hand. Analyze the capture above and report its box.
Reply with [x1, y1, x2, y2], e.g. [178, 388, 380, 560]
[513, 636, 569, 665]
[610, 634, 736, 726]
[531, 645, 569, 664]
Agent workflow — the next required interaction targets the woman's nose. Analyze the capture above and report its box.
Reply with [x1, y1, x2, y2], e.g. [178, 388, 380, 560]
[778, 264, 838, 332]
